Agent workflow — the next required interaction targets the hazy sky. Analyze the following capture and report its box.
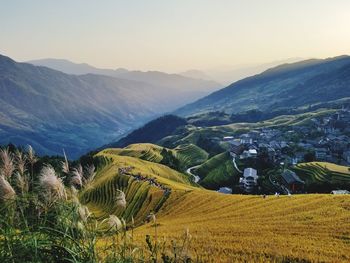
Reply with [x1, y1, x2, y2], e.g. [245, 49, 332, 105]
[1, 0, 350, 72]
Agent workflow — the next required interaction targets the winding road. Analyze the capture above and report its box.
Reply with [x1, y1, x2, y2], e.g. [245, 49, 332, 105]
[232, 157, 243, 174]
[186, 165, 201, 183]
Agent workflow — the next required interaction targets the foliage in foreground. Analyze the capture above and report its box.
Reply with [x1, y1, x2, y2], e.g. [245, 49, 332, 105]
[0, 146, 193, 263]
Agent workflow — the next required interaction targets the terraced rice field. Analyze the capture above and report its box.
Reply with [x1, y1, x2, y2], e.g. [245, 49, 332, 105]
[173, 144, 208, 168]
[81, 150, 195, 223]
[294, 162, 350, 185]
[103, 144, 164, 163]
[86, 151, 350, 262]
[102, 143, 208, 170]
[134, 191, 350, 262]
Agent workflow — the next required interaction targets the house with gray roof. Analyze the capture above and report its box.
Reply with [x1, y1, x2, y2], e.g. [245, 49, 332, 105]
[281, 170, 305, 193]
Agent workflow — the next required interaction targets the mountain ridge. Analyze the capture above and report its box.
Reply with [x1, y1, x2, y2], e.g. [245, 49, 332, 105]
[0, 54, 183, 157]
[175, 55, 350, 116]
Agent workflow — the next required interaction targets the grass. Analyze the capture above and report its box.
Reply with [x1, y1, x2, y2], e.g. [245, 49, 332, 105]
[0, 145, 199, 262]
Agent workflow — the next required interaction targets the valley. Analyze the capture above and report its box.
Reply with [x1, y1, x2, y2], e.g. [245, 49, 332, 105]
[2, 54, 350, 262]
[0, 55, 220, 158]
[2, 2, 350, 262]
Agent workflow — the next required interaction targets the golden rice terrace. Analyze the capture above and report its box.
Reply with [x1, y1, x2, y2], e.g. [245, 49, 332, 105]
[84, 149, 350, 263]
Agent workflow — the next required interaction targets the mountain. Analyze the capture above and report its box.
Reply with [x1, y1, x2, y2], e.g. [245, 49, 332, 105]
[109, 115, 187, 148]
[178, 69, 213, 81]
[176, 55, 350, 117]
[28, 58, 221, 108]
[0, 54, 196, 158]
[28, 58, 128, 76]
[204, 58, 304, 85]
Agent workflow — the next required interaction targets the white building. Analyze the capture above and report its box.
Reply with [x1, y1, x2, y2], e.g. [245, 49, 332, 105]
[240, 168, 258, 193]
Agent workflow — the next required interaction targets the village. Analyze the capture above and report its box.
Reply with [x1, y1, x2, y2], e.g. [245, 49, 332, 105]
[220, 107, 350, 195]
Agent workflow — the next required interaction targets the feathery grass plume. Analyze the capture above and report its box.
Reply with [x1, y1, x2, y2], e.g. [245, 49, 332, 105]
[115, 189, 126, 208]
[61, 149, 70, 174]
[39, 165, 66, 202]
[147, 212, 158, 260]
[131, 215, 135, 227]
[185, 228, 192, 241]
[15, 171, 29, 194]
[71, 164, 83, 187]
[78, 205, 91, 223]
[70, 185, 80, 205]
[84, 164, 96, 185]
[15, 149, 27, 176]
[0, 175, 16, 201]
[150, 212, 156, 225]
[0, 147, 15, 179]
[121, 218, 127, 231]
[27, 145, 38, 179]
[108, 215, 123, 231]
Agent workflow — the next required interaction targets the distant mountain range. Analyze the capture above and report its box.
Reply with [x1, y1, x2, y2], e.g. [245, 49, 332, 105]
[28, 58, 221, 107]
[179, 58, 304, 85]
[0, 55, 220, 158]
[176, 55, 350, 117]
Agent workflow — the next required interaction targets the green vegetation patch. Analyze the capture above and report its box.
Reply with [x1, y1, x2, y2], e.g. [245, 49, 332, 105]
[195, 152, 240, 190]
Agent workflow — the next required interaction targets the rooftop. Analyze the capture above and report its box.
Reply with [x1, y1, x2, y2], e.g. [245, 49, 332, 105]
[243, 168, 258, 178]
[282, 170, 305, 185]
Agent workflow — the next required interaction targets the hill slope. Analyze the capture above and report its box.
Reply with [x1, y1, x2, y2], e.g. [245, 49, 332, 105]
[80, 148, 196, 224]
[112, 115, 187, 148]
[28, 58, 221, 109]
[176, 55, 350, 116]
[82, 152, 350, 262]
[0, 55, 196, 157]
[104, 143, 208, 172]
[293, 162, 350, 192]
[134, 192, 350, 262]
[194, 151, 240, 189]
[82, 149, 350, 262]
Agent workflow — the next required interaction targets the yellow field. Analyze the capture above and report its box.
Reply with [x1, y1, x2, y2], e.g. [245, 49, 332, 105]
[316, 162, 350, 174]
[87, 150, 350, 262]
[134, 191, 350, 262]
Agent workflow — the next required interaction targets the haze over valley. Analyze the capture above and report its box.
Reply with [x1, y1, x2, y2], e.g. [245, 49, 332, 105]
[1, 1, 350, 262]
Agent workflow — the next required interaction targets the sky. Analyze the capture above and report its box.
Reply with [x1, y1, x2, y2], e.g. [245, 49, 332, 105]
[1, 0, 350, 72]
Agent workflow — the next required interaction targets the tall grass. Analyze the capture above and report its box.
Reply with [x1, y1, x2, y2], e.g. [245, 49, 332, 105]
[0, 146, 193, 263]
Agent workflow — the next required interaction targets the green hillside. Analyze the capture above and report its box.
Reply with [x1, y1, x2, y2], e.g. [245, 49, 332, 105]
[194, 151, 241, 189]
[172, 143, 209, 168]
[158, 108, 335, 154]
